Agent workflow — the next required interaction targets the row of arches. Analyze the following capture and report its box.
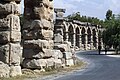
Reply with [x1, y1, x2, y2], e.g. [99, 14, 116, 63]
[63, 22, 99, 50]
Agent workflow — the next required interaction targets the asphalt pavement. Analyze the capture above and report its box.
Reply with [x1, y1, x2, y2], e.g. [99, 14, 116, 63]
[53, 51, 120, 80]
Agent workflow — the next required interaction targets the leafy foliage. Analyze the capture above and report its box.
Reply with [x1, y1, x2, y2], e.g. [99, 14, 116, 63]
[102, 10, 120, 51]
[67, 12, 104, 26]
[106, 9, 113, 20]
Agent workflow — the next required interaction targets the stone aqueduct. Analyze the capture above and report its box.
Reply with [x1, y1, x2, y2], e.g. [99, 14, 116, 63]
[59, 20, 100, 50]
[54, 9, 103, 50]
[0, 0, 103, 78]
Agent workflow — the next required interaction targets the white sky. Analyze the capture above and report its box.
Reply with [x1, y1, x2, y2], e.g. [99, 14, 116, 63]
[20, 0, 120, 20]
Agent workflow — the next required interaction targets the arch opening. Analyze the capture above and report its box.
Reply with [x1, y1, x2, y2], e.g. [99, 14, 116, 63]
[81, 28, 86, 44]
[75, 27, 80, 48]
[68, 25, 74, 45]
[87, 28, 91, 44]
[93, 29, 97, 48]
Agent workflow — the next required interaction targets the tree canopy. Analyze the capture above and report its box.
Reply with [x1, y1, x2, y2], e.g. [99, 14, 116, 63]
[66, 12, 104, 27]
[102, 10, 120, 51]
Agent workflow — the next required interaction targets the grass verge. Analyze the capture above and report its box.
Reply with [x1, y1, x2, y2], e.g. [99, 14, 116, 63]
[0, 59, 86, 80]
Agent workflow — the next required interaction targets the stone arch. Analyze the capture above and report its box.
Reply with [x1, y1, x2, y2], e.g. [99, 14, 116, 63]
[63, 22, 68, 41]
[87, 27, 92, 44]
[98, 29, 102, 45]
[68, 24, 74, 45]
[75, 27, 80, 48]
[92, 28, 97, 48]
[81, 27, 86, 45]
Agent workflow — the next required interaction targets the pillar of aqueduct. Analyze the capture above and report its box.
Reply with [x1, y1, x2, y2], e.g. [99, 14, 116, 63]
[0, 0, 22, 77]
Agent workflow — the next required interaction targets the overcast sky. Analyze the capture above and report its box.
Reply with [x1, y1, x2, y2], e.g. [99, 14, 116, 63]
[21, 0, 120, 20]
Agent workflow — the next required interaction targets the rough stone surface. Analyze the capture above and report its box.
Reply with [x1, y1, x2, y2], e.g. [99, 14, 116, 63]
[0, 31, 21, 44]
[63, 52, 73, 60]
[23, 0, 63, 70]
[0, 0, 22, 77]
[46, 58, 54, 67]
[0, 61, 10, 78]
[24, 39, 50, 49]
[54, 59, 62, 68]
[22, 58, 62, 69]
[22, 59, 47, 69]
[0, 14, 20, 31]
[41, 29, 53, 40]
[0, 43, 22, 65]
[54, 8, 75, 67]
[54, 34, 63, 43]
[66, 59, 74, 66]
[52, 50, 63, 59]
[10, 66, 22, 77]
[24, 0, 50, 20]
[57, 44, 71, 52]
[23, 49, 53, 59]
[0, 2, 20, 15]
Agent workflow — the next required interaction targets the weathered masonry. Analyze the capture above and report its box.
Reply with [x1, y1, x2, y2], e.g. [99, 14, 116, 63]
[0, 0, 22, 77]
[22, 0, 74, 72]
[0, 0, 103, 78]
[54, 8, 103, 50]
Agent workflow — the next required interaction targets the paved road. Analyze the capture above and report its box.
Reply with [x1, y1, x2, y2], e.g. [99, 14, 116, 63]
[53, 51, 120, 80]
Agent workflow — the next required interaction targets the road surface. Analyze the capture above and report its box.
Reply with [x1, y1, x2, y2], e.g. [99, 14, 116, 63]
[53, 51, 120, 80]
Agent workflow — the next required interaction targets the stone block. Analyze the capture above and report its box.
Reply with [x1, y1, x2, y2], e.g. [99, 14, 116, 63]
[0, 15, 20, 31]
[54, 34, 63, 43]
[30, 20, 43, 29]
[0, 14, 20, 31]
[22, 30, 34, 40]
[0, 31, 10, 44]
[0, 2, 20, 15]
[48, 1, 53, 21]
[0, 31, 21, 44]
[57, 44, 71, 52]
[22, 59, 47, 69]
[10, 66, 22, 77]
[23, 49, 42, 59]
[11, 31, 21, 42]
[24, 0, 49, 8]
[0, 43, 22, 65]
[48, 40, 54, 49]
[41, 29, 53, 39]
[0, 18, 10, 31]
[0, 61, 10, 78]
[54, 59, 62, 68]
[40, 0, 49, 6]
[30, 19, 52, 29]
[42, 49, 53, 58]
[66, 59, 74, 66]
[46, 58, 54, 67]
[63, 52, 73, 59]
[63, 41, 72, 47]
[52, 50, 63, 59]
[24, 39, 50, 49]
[33, 6, 49, 20]
[41, 19, 51, 29]
[7, 14, 20, 31]
[23, 49, 53, 59]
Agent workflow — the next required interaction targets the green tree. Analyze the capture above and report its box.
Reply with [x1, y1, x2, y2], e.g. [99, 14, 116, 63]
[67, 12, 103, 26]
[102, 13, 120, 53]
[106, 9, 113, 20]
[67, 12, 81, 20]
